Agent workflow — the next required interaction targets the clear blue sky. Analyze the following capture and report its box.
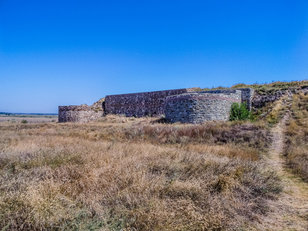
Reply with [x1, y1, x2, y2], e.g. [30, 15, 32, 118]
[0, 0, 308, 113]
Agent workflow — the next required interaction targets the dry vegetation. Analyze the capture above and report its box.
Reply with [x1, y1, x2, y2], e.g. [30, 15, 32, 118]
[0, 114, 57, 123]
[232, 80, 308, 94]
[1, 81, 307, 230]
[0, 116, 282, 231]
[284, 93, 308, 182]
[194, 80, 308, 94]
[263, 95, 292, 125]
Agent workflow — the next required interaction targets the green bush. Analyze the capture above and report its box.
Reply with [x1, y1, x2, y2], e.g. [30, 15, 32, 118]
[230, 103, 251, 121]
[21, 120, 28, 124]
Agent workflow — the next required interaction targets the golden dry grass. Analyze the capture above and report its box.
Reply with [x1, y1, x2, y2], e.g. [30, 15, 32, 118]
[0, 117, 281, 230]
[232, 80, 308, 94]
[284, 93, 308, 181]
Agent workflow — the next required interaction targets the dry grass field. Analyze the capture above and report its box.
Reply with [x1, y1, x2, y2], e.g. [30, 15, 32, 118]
[1, 82, 308, 230]
[285, 93, 308, 181]
[0, 116, 283, 230]
[0, 114, 57, 124]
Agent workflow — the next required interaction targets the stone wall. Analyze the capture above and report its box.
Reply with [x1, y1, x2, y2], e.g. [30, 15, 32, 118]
[252, 91, 286, 108]
[164, 91, 242, 123]
[252, 86, 308, 109]
[237, 88, 255, 110]
[104, 88, 195, 117]
[58, 87, 257, 123]
[58, 105, 103, 123]
[205, 88, 254, 110]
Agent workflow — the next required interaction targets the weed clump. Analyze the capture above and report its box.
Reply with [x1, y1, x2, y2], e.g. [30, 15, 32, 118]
[230, 103, 251, 121]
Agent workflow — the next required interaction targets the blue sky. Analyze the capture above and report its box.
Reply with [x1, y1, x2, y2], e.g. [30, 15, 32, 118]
[0, 0, 308, 113]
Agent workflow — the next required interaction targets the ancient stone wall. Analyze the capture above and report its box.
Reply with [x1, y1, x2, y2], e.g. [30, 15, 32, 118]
[164, 91, 242, 123]
[205, 88, 254, 110]
[237, 88, 255, 110]
[104, 88, 195, 117]
[58, 87, 257, 123]
[58, 105, 103, 123]
[252, 91, 286, 108]
[252, 86, 308, 109]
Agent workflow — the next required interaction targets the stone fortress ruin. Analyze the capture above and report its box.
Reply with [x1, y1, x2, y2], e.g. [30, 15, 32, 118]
[58, 88, 255, 123]
[57, 105, 103, 123]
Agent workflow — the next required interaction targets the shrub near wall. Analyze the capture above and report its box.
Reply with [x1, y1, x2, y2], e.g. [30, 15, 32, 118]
[230, 103, 251, 121]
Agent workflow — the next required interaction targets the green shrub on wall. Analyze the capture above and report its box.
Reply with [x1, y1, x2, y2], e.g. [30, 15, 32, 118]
[230, 103, 251, 121]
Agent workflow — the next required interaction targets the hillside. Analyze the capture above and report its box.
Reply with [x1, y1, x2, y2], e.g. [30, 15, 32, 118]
[0, 81, 307, 230]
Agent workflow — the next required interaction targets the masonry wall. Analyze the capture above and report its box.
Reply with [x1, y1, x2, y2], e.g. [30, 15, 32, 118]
[237, 88, 255, 110]
[164, 91, 242, 123]
[58, 105, 103, 123]
[251, 86, 308, 109]
[204, 88, 254, 110]
[104, 88, 195, 117]
[58, 87, 256, 123]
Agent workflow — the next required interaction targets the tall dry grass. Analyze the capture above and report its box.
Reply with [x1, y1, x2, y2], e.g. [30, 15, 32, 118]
[284, 93, 308, 181]
[0, 118, 280, 230]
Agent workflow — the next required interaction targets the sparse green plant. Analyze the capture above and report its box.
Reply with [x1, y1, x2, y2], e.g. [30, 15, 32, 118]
[21, 120, 28, 124]
[230, 103, 251, 121]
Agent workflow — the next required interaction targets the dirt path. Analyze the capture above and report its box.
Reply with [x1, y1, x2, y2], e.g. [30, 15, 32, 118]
[259, 108, 308, 230]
